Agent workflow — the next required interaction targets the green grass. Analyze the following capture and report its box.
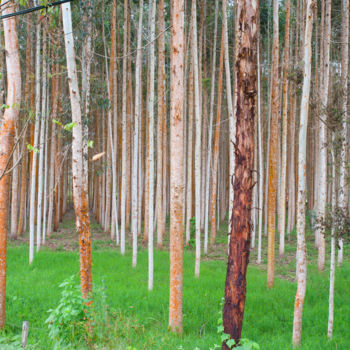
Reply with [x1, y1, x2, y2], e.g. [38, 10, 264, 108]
[2, 238, 349, 349]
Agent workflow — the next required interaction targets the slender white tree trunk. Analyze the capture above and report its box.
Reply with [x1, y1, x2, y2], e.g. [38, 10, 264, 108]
[29, 14, 41, 263]
[257, 36, 264, 264]
[192, 0, 202, 278]
[292, 0, 314, 344]
[223, 0, 235, 239]
[132, 0, 143, 267]
[337, 0, 348, 267]
[10, 132, 19, 238]
[120, 0, 128, 255]
[204, 0, 218, 254]
[36, 27, 47, 250]
[317, 0, 331, 271]
[327, 141, 336, 339]
[62, 0, 92, 297]
[148, 0, 156, 290]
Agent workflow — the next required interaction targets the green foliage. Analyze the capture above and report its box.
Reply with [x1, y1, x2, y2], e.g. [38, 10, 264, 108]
[27, 143, 39, 153]
[45, 275, 88, 349]
[52, 119, 76, 132]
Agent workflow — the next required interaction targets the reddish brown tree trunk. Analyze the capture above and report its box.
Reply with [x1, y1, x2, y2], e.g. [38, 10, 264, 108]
[0, 0, 21, 327]
[222, 0, 258, 345]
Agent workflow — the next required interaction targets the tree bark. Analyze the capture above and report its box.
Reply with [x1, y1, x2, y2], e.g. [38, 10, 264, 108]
[0, 0, 21, 327]
[62, 1, 92, 298]
[278, 0, 291, 257]
[292, 0, 315, 344]
[222, 0, 258, 345]
[267, 0, 280, 288]
[169, 0, 184, 333]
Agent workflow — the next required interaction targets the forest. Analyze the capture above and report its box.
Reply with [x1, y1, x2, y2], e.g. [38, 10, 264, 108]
[0, 0, 348, 348]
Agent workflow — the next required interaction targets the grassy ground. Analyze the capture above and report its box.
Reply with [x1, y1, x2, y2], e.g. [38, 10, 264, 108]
[1, 213, 349, 349]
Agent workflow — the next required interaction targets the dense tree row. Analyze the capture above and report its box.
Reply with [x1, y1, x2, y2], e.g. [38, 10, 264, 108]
[0, 0, 348, 347]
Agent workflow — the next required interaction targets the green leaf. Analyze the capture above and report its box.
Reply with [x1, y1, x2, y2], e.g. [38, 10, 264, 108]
[63, 122, 76, 132]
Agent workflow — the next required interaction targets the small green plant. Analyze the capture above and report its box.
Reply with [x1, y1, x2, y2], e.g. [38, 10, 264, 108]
[215, 298, 260, 350]
[45, 275, 88, 349]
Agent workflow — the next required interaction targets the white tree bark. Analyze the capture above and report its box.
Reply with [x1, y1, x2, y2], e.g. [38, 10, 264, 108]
[317, 0, 331, 271]
[36, 27, 47, 251]
[292, 0, 314, 344]
[223, 0, 235, 239]
[29, 15, 41, 263]
[132, 0, 143, 267]
[257, 35, 264, 264]
[120, 0, 128, 255]
[328, 140, 336, 338]
[192, 0, 202, 278]
[204, 0, 218, 254]
[148, 0, 156, 290]
[337, 0, 348, 267]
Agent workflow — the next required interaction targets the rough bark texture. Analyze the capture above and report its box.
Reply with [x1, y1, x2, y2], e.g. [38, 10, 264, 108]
[0, 0, 21, 327]
[222, 0, 258, 345]
[169, 0, 184, 334]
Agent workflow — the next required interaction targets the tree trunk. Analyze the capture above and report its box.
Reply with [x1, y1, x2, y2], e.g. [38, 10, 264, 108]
[317, 0, 331, 271]
[278, 0, 291, 257]
[62, 1, 92, 298]
[120, 0, 128, 255]
[29, 12, 41, 263]
[36, 25, 47, 251]
[292, 0, 314, 344]
[147, 0, 156, 291]
[267, 0, 280, 288]
[222, 0, 258, 345]
[337, 0, 348, 267]
[156, 0, 165, 248]
[192, 0, 202, 278]
[210, 31, 224, 245]
[204, 0, 218, 253]
[0, 0, 21, 327]
[169, 0, 184, 333]
[132, 0, 143, 266]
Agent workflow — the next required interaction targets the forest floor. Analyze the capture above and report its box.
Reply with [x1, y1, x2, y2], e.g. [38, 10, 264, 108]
[1, 210, 349, 349]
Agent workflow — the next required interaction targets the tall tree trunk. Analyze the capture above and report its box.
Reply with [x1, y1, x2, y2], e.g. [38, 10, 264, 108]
[0, 0, 21, 327]
[210, 31, 224, 245]
[120, 0, 128, 255]
[169, 0, 184, 333]
[132, 0, 143, 266]
[47, 64, 59, 237]
[337, 0, 348, 267]
[185, 59, 193, 244]
[147, 0, 156, 291]
[222, 0, 258, 344]
[317, 0, 331, 271]
[10, 129, 19, 238]
[267, 0, 280, 288]
[292, 0, 314, 344]
[156, 0, 166, 248]
[278, 0, 291, 257]
[223, 0, 235, 243]
[29, 10, 41, 263]
[36, 25, 47, 251]
[192, 0, 202, 278]
[327, 138, 336, 338]
[62, 1, 92, 298]
[257, 34, 264, 264]
[204, 0, 218, 253]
